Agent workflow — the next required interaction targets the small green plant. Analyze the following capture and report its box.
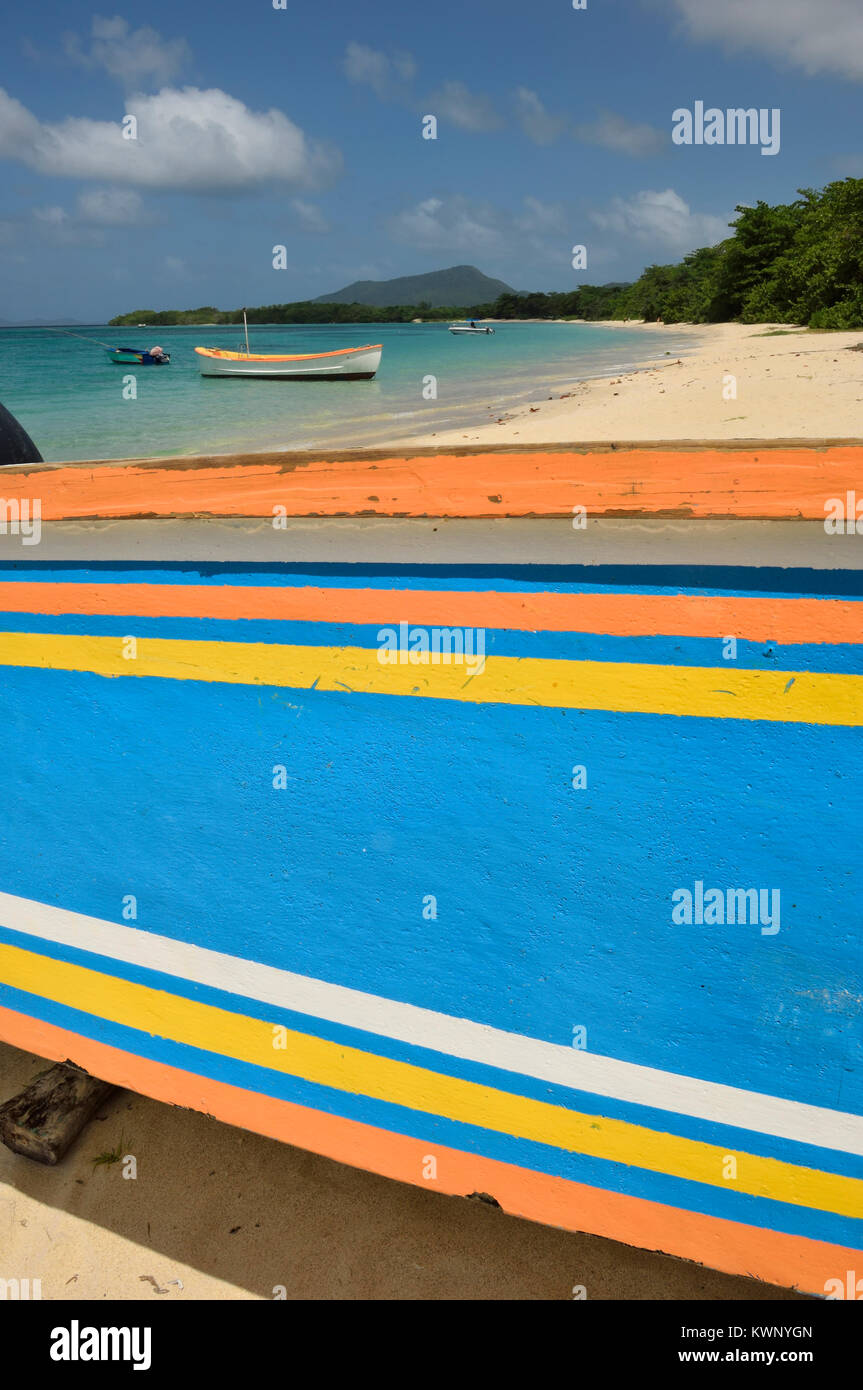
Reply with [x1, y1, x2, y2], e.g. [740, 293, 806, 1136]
[91, 1133, 126, 1171]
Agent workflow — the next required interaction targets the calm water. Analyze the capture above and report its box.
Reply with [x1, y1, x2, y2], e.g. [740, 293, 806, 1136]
[0, 321, 694, 462]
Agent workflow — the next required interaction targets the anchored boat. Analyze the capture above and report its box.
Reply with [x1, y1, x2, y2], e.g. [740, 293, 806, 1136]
[195, 343, 382, 379]
[107, 345, 171, 366]
[449, 321, 495, 334]
[195, 310, 381, 379]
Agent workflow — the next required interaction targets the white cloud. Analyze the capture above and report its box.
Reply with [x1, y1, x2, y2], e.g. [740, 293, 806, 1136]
[392, 54, 416, 83]
[574, 111, 667, 156]
[343, 42, 415, 100]
[26, 188, 146, 246]
[31, 203, 105, 246]
[389, 196, 502, 252]
[515, 197, 573, 267]
[517, 196, 567, 234]
[76, 187, 144, 224]
[514, 88, 568, 144]
[34, 205, 69, 226]
[343, 43, 499, 130]
[0, 90, 42, 151]
[426, 80, 501, 132]
[292, 199, 329, 234]
[0, 87, 341, 193]
[64, 15, 191, 89]
[668, 0, 863, 81]
[388, 194, 574, 268]
[590, 188, 730, 252]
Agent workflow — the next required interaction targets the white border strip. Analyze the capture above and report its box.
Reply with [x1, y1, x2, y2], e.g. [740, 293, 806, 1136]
[1, 889, 861, 1157]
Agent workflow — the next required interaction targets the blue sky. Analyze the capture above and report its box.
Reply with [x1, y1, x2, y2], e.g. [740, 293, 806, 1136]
[1, 0, 861, 320]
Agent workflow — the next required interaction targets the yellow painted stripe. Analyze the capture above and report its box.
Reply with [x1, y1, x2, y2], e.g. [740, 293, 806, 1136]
[1, 941, 860, 1218]
[0, 631, 860, 725]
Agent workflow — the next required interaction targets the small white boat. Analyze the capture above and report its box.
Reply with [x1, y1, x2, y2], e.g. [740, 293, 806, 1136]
[195, 312, 382, 379]
[449, 322, 495, 335]
[195, 342, 382, 379]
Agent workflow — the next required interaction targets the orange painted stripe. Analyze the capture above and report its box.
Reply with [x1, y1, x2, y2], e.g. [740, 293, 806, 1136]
[0, 582, 859, 644]
[5, 445, 862, 520]
[195, 344, 380, 362]
[0, 1004, 856, 1294]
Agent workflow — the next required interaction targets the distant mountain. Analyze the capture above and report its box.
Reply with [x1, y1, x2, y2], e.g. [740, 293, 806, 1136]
[0, 317, 87, 327]
[314, 265, 514, 308]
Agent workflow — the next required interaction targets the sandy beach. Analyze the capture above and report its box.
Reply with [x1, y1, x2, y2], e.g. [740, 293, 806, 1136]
[398, 323, 863, 447]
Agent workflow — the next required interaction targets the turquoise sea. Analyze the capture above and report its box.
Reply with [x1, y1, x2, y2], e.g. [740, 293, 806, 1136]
[0, 321, 694, 462]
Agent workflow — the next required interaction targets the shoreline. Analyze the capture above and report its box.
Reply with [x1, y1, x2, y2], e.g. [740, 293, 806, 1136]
[392, 322, 863, 447]
[10, 319, 700, 466]
[13, 321, 863, 465]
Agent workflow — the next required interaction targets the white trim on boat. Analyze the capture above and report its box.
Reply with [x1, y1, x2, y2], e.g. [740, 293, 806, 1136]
[0, 889, 859, 1156]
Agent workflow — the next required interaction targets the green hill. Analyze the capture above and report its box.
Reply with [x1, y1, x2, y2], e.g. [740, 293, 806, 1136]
[109, 181, 863, 329]
[313, 265, 514, 308]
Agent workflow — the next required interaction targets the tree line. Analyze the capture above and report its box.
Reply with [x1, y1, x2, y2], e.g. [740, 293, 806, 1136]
[110, 180, 863, 330]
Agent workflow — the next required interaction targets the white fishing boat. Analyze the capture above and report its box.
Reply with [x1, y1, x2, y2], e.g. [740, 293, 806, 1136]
[195, 342, 382, 378]
[449, 321, 495, 335]
[195, 312, 382, 379]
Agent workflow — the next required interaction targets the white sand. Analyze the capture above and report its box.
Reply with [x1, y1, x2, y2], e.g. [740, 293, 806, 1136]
[396, 323, 863, 446]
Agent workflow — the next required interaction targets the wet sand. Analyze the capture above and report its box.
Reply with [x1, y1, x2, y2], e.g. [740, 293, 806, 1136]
[0, 1041, 808, 1301]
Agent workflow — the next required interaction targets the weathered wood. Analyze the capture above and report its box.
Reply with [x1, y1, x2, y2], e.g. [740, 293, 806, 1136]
[0, 1061, 117, 1164]
[0, 441, 860, 521]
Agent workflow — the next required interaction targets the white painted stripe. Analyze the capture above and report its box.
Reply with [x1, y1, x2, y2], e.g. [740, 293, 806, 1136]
[0, 889, 861, 1157]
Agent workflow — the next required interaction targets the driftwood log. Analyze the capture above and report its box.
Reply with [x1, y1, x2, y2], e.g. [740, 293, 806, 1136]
[0, 1061, 117, 1164]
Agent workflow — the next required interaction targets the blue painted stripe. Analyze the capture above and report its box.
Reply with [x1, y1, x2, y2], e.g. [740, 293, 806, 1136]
[0, 561, 861, 597]
[1, 979, 859, 1248]
[0, 611, 856, 672]
[1, 919, 857, 1180]
[0, 665, 858, 1112]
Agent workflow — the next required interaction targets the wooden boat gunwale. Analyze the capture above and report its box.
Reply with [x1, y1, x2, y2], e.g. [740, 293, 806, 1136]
[3, 439, 861, 521]
[194, 343, 382, 364]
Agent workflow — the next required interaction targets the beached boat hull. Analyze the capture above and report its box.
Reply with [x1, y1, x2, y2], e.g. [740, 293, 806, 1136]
[194, 344, 382, 378]
[0, 399, 42, 466]
[0, 443, 860, 1296]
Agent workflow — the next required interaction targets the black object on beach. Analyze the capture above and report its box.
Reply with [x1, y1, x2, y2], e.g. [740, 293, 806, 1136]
[0, 399, 42, 466]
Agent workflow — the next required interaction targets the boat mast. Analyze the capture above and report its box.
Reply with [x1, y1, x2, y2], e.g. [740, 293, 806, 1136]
[243, 309, 250, 356]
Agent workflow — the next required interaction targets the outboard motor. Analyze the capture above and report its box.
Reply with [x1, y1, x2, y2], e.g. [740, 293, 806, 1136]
[0, 400, 42, 466]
